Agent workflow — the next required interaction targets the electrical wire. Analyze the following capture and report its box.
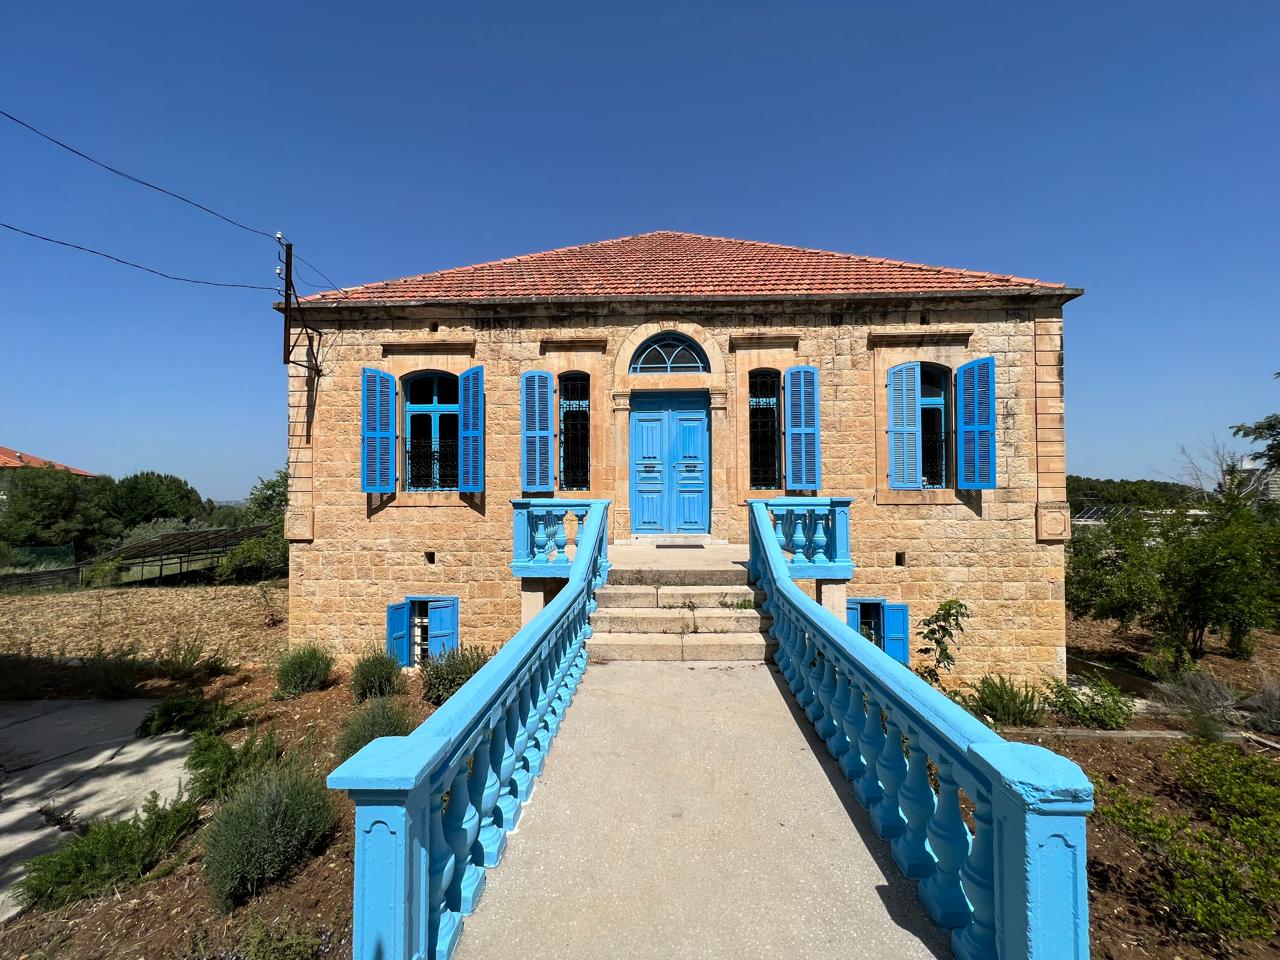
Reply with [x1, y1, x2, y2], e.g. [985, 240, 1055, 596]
[1, 107, 346, 293]
[0, 221, 277, 290]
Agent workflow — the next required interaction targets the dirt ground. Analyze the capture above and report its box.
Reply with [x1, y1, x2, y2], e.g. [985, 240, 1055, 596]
[0, 664, 432, 959]
[1068, 616, 1280, 692]
[0, 583, 289, 666]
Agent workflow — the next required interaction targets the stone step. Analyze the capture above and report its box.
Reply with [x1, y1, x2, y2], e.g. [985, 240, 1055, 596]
[590, 607, 770, 635]
[655, 585, 761, 609]
[605, 566, 751, 587]
[589, 633, 775, 662]
[593, 585, 659, 608]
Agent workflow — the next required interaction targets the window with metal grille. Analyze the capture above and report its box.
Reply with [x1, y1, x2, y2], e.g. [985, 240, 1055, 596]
[559, 372, 590, 490]
[748, 369, 782, 489]
[405, 371, 461, 491]
[920, 363, 948, 488]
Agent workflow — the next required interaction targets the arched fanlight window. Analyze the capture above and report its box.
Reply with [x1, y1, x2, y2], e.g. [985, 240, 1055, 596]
[628, 332, 710, 374]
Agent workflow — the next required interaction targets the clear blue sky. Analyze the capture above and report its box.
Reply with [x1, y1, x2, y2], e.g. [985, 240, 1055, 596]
[2, 2, 1276, 501]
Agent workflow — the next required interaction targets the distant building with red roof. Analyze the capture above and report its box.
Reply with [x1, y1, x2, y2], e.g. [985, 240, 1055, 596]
[0, 446, 94, 476]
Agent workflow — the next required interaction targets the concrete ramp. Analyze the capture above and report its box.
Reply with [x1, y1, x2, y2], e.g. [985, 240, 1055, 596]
[454, 661, 950, 960]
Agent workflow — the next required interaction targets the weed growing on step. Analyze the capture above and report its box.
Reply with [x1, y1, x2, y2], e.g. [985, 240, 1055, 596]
[18, 791, 199, 909]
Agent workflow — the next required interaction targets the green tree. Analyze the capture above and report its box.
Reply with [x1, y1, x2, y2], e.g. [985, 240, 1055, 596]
[107, 472, 208, 529]
[0, 467, 120, 560]
[1231, 371, 1280, 470]
[242, 469, 288, 525]
[1067, 475, 1194, 509]
[216, 469, 289, 583]
[1066, 512, 1158, 629]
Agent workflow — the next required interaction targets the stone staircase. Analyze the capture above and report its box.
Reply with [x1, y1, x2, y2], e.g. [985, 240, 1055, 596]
[589, 564, 775, 661]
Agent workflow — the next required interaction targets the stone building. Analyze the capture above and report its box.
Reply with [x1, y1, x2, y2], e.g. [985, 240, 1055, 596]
[281, 231, 1079, 681]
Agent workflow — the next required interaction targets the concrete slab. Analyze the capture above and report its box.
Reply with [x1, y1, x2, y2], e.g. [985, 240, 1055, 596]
[0, 699, 191, 921]
[454, 662, 950, 960]
[589, 634, 683, 661]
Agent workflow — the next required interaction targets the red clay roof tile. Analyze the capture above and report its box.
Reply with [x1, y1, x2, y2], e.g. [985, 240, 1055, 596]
[300, 231, 1070, 305]
[0, 446, 94, 475]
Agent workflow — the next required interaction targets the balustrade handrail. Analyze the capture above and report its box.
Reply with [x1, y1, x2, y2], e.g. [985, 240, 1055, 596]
[330, 499, 611, 960]
[748, 500, 1092, 960]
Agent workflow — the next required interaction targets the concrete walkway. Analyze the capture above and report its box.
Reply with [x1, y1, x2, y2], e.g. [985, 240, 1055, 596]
[0, 700, 190, 921]
[455, 662, 950, 960]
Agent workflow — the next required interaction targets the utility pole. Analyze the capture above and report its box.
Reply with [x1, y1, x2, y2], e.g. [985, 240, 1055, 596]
[281, 239, 294, 365]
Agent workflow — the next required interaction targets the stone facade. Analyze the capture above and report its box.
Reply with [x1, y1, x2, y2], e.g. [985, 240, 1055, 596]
[285, 296, 1071, 681]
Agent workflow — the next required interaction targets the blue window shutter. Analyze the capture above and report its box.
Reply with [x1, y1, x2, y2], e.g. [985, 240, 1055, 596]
[883, 603, 910, 665]
[459, 366, 485, 492]
[520, 371, 554, 492]
[784, 365, 821, 490]
[845, 599, 862, 634]
[887, 362, 922, 490]
[957, 357, 997, 489]
[361, 368, 396, 493]
[385, 600, 410, 666]
[426, 596, 459, 657]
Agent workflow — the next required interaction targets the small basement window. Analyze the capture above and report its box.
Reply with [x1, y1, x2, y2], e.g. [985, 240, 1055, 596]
[386, 595, 459, 666]
[846, 598, 910, 665]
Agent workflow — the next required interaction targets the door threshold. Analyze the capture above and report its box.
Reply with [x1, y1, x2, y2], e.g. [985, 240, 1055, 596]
[615, 534, 722, 547]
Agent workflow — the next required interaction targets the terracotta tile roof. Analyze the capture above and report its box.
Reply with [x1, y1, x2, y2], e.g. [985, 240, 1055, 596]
[0, 445, 94, 475]
[300, 231, 1072, 305]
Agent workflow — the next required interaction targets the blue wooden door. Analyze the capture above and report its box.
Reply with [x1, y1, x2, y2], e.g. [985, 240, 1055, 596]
[629, 392, 710, 533]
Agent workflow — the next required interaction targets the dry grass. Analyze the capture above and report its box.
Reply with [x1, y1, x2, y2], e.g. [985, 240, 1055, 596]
[0, 583, 289, 666]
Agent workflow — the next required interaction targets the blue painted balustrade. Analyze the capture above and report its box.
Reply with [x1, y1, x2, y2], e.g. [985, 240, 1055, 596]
[510, 498, 610, 578]
[759, 496, 854, 580]
[329, 500, 611, 960]
[747, 500, 1093, 960]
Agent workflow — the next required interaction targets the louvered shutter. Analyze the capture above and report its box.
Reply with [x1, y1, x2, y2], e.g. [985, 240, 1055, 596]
[425, 596, 460, 658]
[459, 366, 485, 492]
[520, 371, 554, 492]
[361, 368, 396, 493]
[883, 603, 910, 665]
[385, 600, 410, 666]
[784, 365, 821, 490]
[845, 599, 862, 635]
[887, 362, 922, 490]
[957, 357, 997, 489]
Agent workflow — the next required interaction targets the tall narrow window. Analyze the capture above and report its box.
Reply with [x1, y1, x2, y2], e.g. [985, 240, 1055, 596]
[405, 371, 460, 491]
[748, 369, 782, 489]
[920, 363, 948, 488]
[559, 372, 591, 491]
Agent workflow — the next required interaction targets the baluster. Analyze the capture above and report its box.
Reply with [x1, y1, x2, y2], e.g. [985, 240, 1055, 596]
[839, 681, 867, 782]
[892, 733, 937, 879]
[427, 787, 461, 960]
[804, 642, 825, 723]
[792, 628, 815, 704]
[811, 508, 829, 566]
[774, 510, 787, 557]
[495, 697, 522, 833]
[953, 785, 997, 960]
[811, 647, 837, 737]
[825, 665, 851, 759]
[571, 507, 588, 560]
[855, 693, 886, 810]
[787, 511, 804, 566]
[920, 756, 973, 929]
[546, 628, 570, 740]
[770, 599, 792, 676]
[529, 654, 555, 777]
[471, 723, 505, 867]
[872, 713, 907, 840]
[553, 511, 568, 563]
[513, 678, 535, 802]
[444, 756, 484, 915]
[533, 512, 549, 563]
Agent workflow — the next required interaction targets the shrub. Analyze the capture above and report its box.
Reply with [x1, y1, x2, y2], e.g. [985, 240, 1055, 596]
[203, 765, 335, 909]
[237, 912, 327, 960]
[137, 692, 241, 738]
[350, 650, 404, 702]
[1157, 671, 1239, 740]
[217, 531, 288, 584]
[83, 646, 141, 698]
[1242, 676, 1280, 735]
[18, 792, 198, 908]
[275, 644, 335, 696]
[913, 599, 969, 687]
[186, 729, 283, 801]
[337, 698, 415, 761]
[152, 635, 229, 682]
[1096, 741, 1280, 941]
[1044, 674, 1135, 730]
[420, 648, 491, 706]
[956, 674, 1046, 727]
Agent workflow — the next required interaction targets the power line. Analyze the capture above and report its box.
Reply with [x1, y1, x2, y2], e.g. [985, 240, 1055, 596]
[0, 221, 277, 290]
[1, 107, 345, 293]
[0, 108, 277, 240]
